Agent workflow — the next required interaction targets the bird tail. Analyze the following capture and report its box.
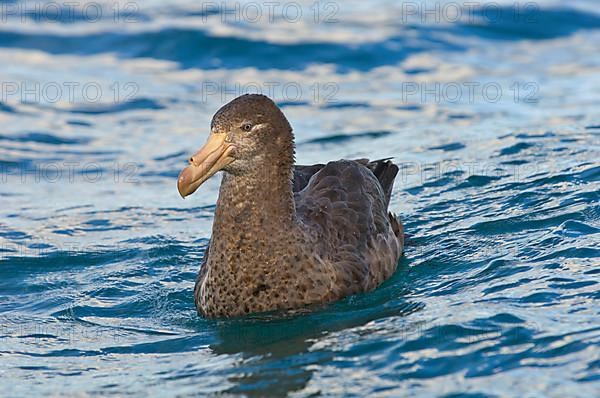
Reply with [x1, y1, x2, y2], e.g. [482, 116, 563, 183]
[360, 158, 405, 252]
[366, 158, 399, 207]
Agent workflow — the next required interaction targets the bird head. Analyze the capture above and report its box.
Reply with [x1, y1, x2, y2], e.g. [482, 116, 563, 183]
[177, 94, 293, 198]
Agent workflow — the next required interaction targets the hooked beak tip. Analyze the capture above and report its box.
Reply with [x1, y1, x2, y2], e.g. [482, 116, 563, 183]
[177, 167, 193, 198]
[177, 133, 235, 199]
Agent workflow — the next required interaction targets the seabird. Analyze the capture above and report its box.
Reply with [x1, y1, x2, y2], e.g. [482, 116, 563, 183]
[178, 94, 404, 318]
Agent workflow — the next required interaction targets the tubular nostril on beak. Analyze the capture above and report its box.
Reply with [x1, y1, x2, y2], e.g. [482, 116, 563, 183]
[189, 157, 195, 164]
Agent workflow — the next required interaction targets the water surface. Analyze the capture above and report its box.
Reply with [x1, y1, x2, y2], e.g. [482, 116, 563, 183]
[0, 0, 599, 396]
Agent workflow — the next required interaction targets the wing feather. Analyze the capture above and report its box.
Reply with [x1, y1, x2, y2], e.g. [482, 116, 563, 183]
[293, 159, 403, 294]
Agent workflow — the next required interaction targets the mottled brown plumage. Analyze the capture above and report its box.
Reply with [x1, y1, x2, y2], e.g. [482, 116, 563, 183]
[178, 94, 404, 318]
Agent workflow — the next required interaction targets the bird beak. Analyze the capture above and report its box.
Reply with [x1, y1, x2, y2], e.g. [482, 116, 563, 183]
[177, 133, 235, 198]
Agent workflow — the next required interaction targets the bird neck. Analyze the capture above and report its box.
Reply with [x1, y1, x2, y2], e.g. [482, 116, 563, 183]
[212, 151, 296, 241]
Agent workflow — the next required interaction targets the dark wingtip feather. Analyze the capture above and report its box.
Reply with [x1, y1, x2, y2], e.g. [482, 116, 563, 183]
[389, 212, 405, 253]
[368, 159, 399, 207]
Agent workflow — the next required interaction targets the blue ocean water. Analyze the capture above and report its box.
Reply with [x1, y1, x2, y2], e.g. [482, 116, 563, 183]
[0, 0, 599, 396]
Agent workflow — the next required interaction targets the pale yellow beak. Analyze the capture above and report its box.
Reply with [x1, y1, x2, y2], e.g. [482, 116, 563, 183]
[177, 133, 235, 198]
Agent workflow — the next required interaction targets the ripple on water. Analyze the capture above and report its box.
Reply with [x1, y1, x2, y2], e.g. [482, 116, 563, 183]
[1, 2, 600, 396]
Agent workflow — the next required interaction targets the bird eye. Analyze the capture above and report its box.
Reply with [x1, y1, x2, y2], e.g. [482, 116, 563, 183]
[242, 123, 253, 132]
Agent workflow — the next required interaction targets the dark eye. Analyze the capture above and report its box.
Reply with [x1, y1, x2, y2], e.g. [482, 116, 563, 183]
[242, 123, 253, 132]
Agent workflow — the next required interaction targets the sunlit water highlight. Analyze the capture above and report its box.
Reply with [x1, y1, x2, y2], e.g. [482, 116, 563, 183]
[0, 1, 599, 396]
